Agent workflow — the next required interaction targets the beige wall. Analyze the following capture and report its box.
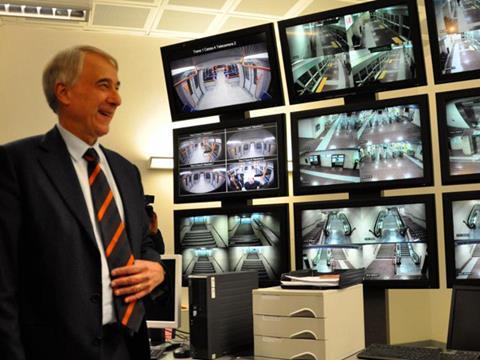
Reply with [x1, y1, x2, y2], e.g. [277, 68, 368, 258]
[2, 1, 480, 344]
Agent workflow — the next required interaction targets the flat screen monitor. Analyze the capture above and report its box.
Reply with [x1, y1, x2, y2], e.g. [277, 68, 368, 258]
[174, 204, 290, 287]
[447, 285, 480, 351]
[290, 95, 433, 195]
[161, 23, 284, 121]
[294, 194, 439, 288]
[277, 0, 426, 104]
[145, 254, 182, 329]
[425, 0, 480, 84]
[436, 88, 480, 185]
[442, 191, 480, 288]
[173, 114, 287, 203]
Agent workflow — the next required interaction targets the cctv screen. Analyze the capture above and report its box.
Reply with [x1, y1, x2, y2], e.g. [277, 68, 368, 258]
[177, 211, 286, 286]
[177, 122, 279, 199]
[168, 34, 275, 114]
[284, 4, 417, 96]
[299, 202, 430, 282]
[430, 0, 480, 76]
[296, 103, 424, 187]
[450, 199, 480, 281]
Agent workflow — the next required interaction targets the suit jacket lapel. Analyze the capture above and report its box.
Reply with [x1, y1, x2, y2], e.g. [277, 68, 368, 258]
[37, 127, 96, 246]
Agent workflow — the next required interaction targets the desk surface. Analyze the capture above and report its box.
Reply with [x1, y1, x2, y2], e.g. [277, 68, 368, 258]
[160, 352, 359, 359]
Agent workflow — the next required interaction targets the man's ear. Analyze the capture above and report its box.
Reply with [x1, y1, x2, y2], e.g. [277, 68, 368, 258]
[55, 82, 70, 106]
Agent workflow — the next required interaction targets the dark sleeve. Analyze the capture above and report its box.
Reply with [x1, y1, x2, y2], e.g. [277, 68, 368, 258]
[0, 146, 26, 360]
[150, 230, 165, 255]
[131, 165, 167, 299]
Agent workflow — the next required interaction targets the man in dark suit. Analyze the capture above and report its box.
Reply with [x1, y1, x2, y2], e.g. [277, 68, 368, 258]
[0, 46, 165, 360]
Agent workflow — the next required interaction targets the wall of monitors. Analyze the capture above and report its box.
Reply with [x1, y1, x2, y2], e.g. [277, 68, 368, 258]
[173, 114, 287, 203]
[443, 191, 480, 287]
[294, 194, 439, 288]
[290, 95, 433, 195]
[425, 0, 480, 84]
[278, 0, 426, 104]
[174, 204, 290, 287]
[436, 87, 480, 185]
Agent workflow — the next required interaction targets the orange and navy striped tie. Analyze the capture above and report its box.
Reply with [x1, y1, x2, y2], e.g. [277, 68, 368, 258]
[83, 148, 145, 332]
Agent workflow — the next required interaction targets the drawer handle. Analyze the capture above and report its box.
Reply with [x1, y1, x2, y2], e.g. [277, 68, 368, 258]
[290, 330, 318, 340]
[290, 351, 318, 360]
[289, 308, 317, 318]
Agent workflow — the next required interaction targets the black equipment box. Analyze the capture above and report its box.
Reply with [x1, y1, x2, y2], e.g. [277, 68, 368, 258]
[188, 271, 258, 359]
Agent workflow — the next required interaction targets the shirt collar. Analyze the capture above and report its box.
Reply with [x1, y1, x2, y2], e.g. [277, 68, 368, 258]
[56, 123, 102, 163]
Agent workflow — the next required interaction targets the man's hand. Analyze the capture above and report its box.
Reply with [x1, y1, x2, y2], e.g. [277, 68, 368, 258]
[110, 259, 165, 303]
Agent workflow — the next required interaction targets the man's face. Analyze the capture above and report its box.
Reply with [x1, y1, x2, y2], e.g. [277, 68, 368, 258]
[60, 52, 121, 144]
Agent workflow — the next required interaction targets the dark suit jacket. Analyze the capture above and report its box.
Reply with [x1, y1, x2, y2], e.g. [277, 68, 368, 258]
[0, 127, 159, 360]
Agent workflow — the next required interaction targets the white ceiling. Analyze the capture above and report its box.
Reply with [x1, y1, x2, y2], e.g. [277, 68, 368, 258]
[0, 0, 370, 40]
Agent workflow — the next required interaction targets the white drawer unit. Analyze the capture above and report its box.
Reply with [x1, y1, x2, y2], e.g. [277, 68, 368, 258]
[253, 284, 365, 360]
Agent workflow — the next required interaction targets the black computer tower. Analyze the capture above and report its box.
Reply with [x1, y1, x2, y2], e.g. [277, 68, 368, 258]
[188, 271, 258, 359]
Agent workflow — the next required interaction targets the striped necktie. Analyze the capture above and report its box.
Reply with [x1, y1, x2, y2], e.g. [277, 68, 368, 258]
[83, 147, 145, 332]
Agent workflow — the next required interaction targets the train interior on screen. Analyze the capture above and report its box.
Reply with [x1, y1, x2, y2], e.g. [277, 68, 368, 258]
[452, 200, 480, 280]
[288, 5, 415, 94]
[299, 204, 428, 280]
[171, 44, 272, 112]
[179, 214, 282, 283]
[434, 0, 480, 75]
[298, 105, 423, 186]
[446, 96, 480, 176]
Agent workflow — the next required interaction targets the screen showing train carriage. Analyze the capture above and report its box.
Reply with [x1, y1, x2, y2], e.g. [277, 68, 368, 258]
[290, 95, 433, 195]
[173, 114, 287, 203]
[443, 191, 480, 288]
[277, 0, 426, 104]
[161, 23, 284, 121]
[294, 194, 439, 288]
[425, 0, 480, 84]
[174, 204, 290, 287]
[436, 88, 480, 185]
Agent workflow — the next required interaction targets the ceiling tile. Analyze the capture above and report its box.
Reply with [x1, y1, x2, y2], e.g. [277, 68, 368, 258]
[92, 4, 151, 28]
[219, 16, 268, 33]
[234, 0, 297, 16]
[168, 0, 227, 10]
[300, 0, 355, 16]
[157, 9, 215, 32]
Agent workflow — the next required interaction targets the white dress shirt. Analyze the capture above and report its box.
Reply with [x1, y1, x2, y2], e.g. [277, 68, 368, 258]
[57, 124, 126, 325]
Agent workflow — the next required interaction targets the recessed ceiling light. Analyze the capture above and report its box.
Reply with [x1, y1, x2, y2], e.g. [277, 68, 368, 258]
[0, 3, 88, 21]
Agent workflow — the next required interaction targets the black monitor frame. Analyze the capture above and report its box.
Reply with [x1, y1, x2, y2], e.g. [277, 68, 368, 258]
[173, 114, 288, 204]
[447, 285, 480, 351]
[425, 1, 480, 84]
[436, 87, 480, 185]
[293, 194, 439, 289]
[174, 203, 290, 287]
[161, 23, 284, 121]
[290, 94, 433, 196]
[443, 190, 480, 288]
[277, 0, 427, 105]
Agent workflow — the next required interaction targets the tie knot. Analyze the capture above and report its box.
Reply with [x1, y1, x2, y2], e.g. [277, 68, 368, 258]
[83, 148, 99, 163]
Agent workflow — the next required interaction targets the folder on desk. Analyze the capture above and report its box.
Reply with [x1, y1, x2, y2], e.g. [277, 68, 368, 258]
[280, 268, 365, 289]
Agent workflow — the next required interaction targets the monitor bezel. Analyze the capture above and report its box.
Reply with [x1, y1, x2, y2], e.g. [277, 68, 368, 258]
[293, 194, 439, 289]
[146, 254, 182, 329]
[173, 114, 288, 204]
[174, 203, 291, 287]
[161, 23, 285, 122]
[447, 285, 480, 351]
[290, 94, 433, 196]
[425, 1, 480, 85]
[442, 190, 480, 288]
[436, 87, 480, 185]
[277, 0, 427, 105]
